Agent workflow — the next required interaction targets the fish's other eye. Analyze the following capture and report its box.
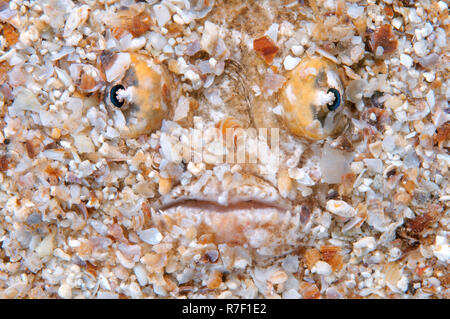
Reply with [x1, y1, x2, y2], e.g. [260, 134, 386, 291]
[279, 57, 346, 140]
[327, 88, 341, 111]
[110, 84, 125, 108]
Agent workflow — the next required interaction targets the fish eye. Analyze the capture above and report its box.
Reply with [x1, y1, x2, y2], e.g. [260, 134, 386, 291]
[327, 88, 341, 111]
[110, 84, 125, 108]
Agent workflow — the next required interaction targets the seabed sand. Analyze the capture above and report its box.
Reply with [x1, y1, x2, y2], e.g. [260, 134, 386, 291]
[0, 0, 448, 299]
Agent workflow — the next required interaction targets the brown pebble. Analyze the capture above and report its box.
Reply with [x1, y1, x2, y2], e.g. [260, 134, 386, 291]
[435, 123, 450, 148]
[304, 248, 321, 269]
[2, 23, 19, 46]
[207, 270, 222, 289]
[320, 246, 343, 271]
[384, 5, 394, 18]
[300, 282, 320, 299]
[339, 172, 356, 197]
[406, 205, 440, 235]
[253, 36, 279, 64]
[198, 233, 215, 244]
[0, 156, 8, 171]
[300, 205, 311, 224]
[116, 10, 152, 38]
[158, 177, 172, 195]
[0, 62, 9, 85]
[369, 24, 398, 57]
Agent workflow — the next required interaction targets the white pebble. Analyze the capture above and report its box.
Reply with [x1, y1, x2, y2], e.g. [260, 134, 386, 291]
[272, 104, 284, 115]
[104, 53, 131, 82]
[282, 256, 299, 273]
[363, 158, 383, 174]
[413, 41, 428, 57]
[426, 90, 435, 109]
[388, 247, 402, 261]
[326, 200, 357, 218]
[58, 283, 72, 299]
[291, 45, 304, 56]
[153, 4, 171, 27]
[435, 27, 446, 48]
[283, 55, 301, 70]
[148, 32, 167, 51]
[185, 69, 200, 82]
[173, 14, 184, 25]
[265, 23, 279, 43]
[392, 17, 402, 30]
[375, 46, 384, 57]
[433, 235, 450, 263]
[283, 289, 301, 299]
[133, 264, 148, 286]
[353, 237, 376, 255]
[312, 261, 332, 276]
[138, 228, 162, 245]
[400, 54, 414, 68]
[423, 72, 435, 83]
[408, 8, 421, 24]
[438, 1, 448, 11]
[397, 276, 409, 293]
[347, 4, 364, 19]
[35, 234, 54, 258]
[73, 135, 95, 153]
[163, 44, 174, 53]
[200, 21, 219, 54]
[351, 161, 364, 174]
[415, 22, 433, 41]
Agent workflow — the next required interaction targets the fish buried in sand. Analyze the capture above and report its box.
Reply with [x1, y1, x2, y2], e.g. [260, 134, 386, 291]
[99, 51, 348, 252]
[94, 5, 351, 253]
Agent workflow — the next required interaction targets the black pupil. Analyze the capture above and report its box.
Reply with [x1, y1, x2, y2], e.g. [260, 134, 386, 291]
[110, 84, 125, 108]
[327, 88, 340, 111]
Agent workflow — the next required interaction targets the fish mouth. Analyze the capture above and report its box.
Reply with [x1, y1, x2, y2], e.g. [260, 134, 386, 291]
[156, 173, 292, 213]
[156, 197, 301, 249]
[154, 175, 301, 248]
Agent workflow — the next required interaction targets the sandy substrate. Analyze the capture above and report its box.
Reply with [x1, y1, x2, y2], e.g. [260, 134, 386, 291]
[0, 0, 448, 299]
